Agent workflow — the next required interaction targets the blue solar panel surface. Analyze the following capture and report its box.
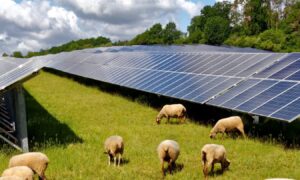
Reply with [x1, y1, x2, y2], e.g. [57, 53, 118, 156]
[41, 45, 300, 122]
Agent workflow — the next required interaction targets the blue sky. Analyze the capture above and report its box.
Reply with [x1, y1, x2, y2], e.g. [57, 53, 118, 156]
[0, 0, 222, 54]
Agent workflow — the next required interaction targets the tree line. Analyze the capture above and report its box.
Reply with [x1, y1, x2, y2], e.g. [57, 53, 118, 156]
[4, 0, 300, 58]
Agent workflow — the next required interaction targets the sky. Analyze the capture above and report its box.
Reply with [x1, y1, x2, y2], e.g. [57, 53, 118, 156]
[0, 0, 232, 55]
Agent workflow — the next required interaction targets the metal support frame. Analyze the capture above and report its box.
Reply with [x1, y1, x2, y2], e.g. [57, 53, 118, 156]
[12, 85, 29, 152]
[0, 84, 29, 152]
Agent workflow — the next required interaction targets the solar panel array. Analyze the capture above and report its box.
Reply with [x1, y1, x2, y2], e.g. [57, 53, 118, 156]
[208, 53, 300, 122]
[43, 45, 300, 122]
[0, 56, 52, 91]
[1, 45, 298, 122]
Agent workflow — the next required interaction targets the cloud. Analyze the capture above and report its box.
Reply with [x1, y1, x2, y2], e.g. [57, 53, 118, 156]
[0, 0, 203, 55]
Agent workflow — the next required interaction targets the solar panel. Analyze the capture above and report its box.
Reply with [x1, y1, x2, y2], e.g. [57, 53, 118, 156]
[42, 46, 299, 122]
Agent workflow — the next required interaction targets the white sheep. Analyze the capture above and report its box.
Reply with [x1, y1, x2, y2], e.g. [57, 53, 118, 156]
[104, 135, 124, 166]
[157, 140, 180, 176]
[156, 104, 186, 124]
[201, 144, 230, 179]
[1, 166, 33, 180]
[210, 116, 246, 139]
[0, 176, 25, 180]
[9, 152, 49, 180]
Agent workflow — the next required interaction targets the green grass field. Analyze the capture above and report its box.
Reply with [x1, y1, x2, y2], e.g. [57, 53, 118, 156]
[1, 71, 300, 179]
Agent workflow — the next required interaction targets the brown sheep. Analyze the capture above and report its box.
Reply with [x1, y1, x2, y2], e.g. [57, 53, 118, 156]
[104, 135, 124, 166]
[156, 104, 186, 124]
[201, 144, 230, 180]
[157, 140, 180, 176]
[2, 166, 33, 180]
[9, 152, 49, 180]
[210, 116, 246, 139]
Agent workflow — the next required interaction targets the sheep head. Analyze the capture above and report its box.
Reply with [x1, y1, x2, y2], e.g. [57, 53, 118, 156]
[156, 117, 161, 124]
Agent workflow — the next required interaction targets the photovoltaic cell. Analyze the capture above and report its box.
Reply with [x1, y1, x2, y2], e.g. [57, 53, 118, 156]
[208, 79, 261, 106]
[252, 84, 300, 116]
[235, 81, 296, 112]
[269, 60, 300, 80]
[271, 98, 300, 122]
[220, 80, 278, 109]
[254, 53, 299, 78]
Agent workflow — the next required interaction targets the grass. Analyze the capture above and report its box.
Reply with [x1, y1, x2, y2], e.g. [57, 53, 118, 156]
[1, 71, 300, 179]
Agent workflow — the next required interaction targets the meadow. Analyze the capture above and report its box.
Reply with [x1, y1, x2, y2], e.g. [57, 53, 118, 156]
[0, 71, 300, 179]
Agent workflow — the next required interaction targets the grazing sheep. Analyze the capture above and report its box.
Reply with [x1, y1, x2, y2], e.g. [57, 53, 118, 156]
[104, 135, 124, 166]
[210, 116, 246, 139]
[2, 166, 33, 180]
[157, 140, 180, 176]
[0, 176, 24, 180]
[9, 152, 49, 180]
[201, 144, 230, 179]
[156, 104, 186, 124]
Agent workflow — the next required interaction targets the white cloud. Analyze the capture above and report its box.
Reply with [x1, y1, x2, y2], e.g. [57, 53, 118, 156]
[0, 0, 203, 55]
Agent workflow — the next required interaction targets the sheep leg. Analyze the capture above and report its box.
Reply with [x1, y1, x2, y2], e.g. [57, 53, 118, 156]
[167, 117, 170, 124]
[114, 156, 117, 166]
[238, 126, 246, 138]
[211, 162, 214, 173]
[118, 154, 121, 166]
[38, 174, 46, 180]
[108, 155, 111, 166]
[161, 162, 165, 176]
[168, 160, 173, 174]
[203, 164, 209, 179]
[222, 132, 225, 140]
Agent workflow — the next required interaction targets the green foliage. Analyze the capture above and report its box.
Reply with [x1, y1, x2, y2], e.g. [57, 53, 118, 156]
[243, 0, 271, 35]
[204, 17, 230, 45]
[12, 51, 23, 58]
[187, 2, 231, 44]
[2, 53, 8, 57]
[280, 1, 300, 33]
[256, 29, 287, 51]
[162, 22, 181, 44]
[130, 22, 182, 45]
[187, 31, 204, 44]
[13, 36, 111, 58]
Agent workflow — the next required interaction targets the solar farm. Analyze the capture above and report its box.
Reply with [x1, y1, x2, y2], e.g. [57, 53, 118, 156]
[0, 45, 300, 179]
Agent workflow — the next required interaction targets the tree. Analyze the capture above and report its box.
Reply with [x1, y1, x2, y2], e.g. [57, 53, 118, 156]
[243, 0, 271, 35]
[204, 17, 230, 45]
[12, 51, 23, 58]
[187, 2, 232, 44]
[2, 53, 8, 57]
[280, 1, 300, 33]
[162, 22, 181, 44]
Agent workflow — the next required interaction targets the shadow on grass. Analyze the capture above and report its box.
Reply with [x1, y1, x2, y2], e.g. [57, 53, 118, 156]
[44, 69, 300, 148]
[163, 163, 184, 177]
[25, 90, 83, 149]
[209, 168, 228, 177]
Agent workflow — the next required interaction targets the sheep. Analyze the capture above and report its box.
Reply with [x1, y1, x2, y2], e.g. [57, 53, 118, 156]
[0, 176, 25, 180]
[1, 166, 33, 180]
[156, 104, 186, 124]
[201, 144, 230, 179]
[104, 135, 124, 166]
[8, 152, 49, 180]
[157, 140, 180, 176]
[210, 116, 246, 139]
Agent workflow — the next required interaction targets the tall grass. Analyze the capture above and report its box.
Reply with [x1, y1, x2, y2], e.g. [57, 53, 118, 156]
[1, 71, 300, 179]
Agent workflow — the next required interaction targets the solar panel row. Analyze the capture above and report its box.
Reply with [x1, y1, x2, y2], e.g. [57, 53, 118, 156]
[34, 46, 300, 122]
[0, 56, 52, 91]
